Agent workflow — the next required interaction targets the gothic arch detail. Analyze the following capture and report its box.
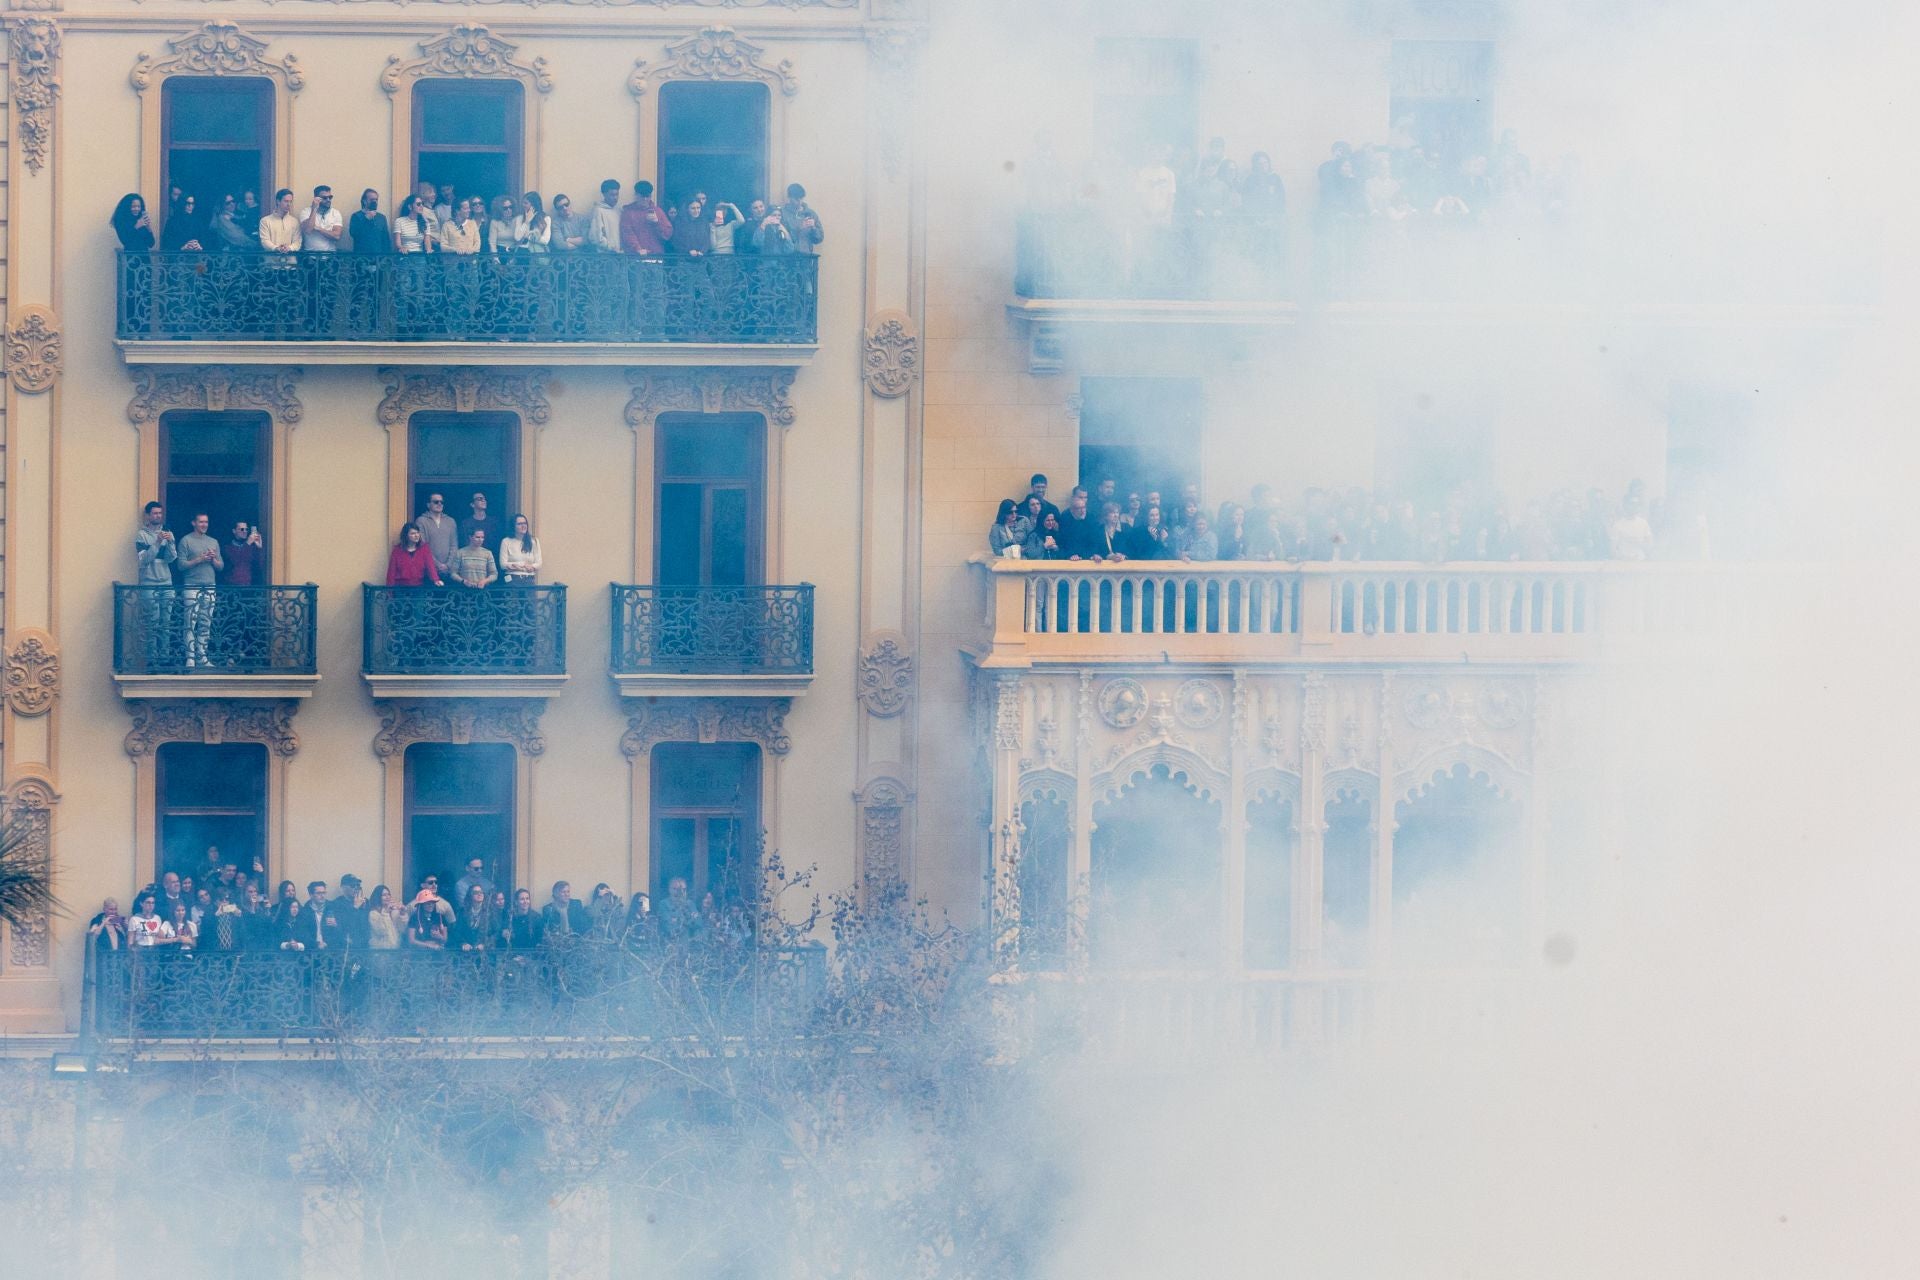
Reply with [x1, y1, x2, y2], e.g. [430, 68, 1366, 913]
[1095, 746, 1223, 808]
[1394, 743, 1526, 807]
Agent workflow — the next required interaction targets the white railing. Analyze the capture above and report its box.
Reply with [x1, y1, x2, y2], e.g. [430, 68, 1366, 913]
[996, 971, 1540, 1061]
[971, 559, 1748, 665]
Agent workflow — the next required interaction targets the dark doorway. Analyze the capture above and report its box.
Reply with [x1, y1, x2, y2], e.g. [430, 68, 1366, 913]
[404, 743, 515, 898]
[655, 414, 764, 587]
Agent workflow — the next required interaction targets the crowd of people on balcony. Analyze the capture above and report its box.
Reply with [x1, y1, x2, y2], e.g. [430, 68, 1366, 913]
[88, 856, 748, 962]
[384, 492, 544, 589]
[989, 473, 1708, 564]
[110, 178, 825, 259]
[1017, 125, 1570, 298]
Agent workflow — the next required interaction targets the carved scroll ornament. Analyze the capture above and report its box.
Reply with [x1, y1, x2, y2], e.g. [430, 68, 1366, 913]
[629, 26, 797, 99]
[3, 630, 60, 716]
[382, 24, 551, 95]
[862, 310, 920, 398]
[128, 366, 304, 427]
[125, 700, 300, 758]
[620, 698, 791, 759]
[4, 305, 62, 393]
[131, 21, 304, 93]
[377, 367, 551, 426]
[624, 367, 795, 431]
[373, 700, 546, 759]
[856, 632, 913, 717]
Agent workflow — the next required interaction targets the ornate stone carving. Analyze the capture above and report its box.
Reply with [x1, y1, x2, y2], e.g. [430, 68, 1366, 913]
[624, 367, 795, 432]
[629, 26, 797, 99]
[128, 366, 303, 427]
[382, 25, 550, 94]
[855, 774, 912, 892]
[1479, 683, 1528, 730]
[4, 304, 62, 392]
[124, 700, 299, 758]
[619, 697, 791, 759]
[6, 18, 59, 175]
[864, 26, 920, 181]
[993, 675, 1022, 751]
[377, 367, 550, 427]
[131, 21, 304, 93]
[3, 629, 60, 717]
[862, 310, 920, 398]
[1, 774, 59, 970]
[1173, 679, 1223, 730]
[856, 631, 913, 717]
[1098, 678, 1146, 730]
[372, 699, 545, 759]
[1301, 672, 1329, 754]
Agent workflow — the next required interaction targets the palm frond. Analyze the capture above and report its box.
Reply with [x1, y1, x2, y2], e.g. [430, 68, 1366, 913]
[0, 812, 60, 930]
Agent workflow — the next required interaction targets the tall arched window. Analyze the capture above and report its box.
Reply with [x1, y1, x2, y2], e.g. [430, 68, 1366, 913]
[1091, 764, 1221, 969]
[1393, 763, 1522, 967]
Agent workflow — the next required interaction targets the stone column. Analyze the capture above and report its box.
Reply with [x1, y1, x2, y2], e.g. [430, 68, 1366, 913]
[855, 23, 929, 896]
[1223, 671, 1250, 969]
[988, 673, 1024, 963]
[0, 15, 66, 1030]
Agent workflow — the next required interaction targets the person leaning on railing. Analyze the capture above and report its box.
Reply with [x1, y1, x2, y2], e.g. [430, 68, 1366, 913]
[498, 513, 542, 584]
[385, 521, 443, 587]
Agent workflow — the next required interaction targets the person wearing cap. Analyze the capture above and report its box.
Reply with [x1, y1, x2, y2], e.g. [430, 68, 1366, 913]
[336, 874, 370, 950]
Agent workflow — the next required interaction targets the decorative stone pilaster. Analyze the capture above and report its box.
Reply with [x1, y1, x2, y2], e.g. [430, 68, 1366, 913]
[1, 773, 61, 970]
[5, 17, 60, 176]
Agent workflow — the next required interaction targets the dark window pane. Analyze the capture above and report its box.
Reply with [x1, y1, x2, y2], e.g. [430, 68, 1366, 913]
[413, 416, 512, 479]
[165, 415, 263, 478]
[416, 83, 517, 147]
[408, 743, 513, 807]
[657, 818, 697, 890]
[660, 83, 768, 149]
[654, 745, 754, 808]
[165, 79, 269, 146]
[709, 487, 749, 586]
[660, 418, 756, 480]
[657, 483, 703, 586]
[1079, 377, 1202, 503]
[658, 83, 768, 211]
[158, 743, 268, 810]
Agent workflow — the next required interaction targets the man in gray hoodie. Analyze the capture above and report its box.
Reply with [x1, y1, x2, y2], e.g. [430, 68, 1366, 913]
[177, 512, 224, 668]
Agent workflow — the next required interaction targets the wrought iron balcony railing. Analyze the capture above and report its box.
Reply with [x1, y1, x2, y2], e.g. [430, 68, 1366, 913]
[609, 583, 814, 676]
[117, 250, 818, 344]
[363, 584, 566, 676]
[112, 583, 318, 675]
[85, 944, 827, 1042]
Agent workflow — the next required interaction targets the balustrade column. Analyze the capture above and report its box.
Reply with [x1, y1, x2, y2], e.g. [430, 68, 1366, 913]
[990, 675, 1025, 962]
[1224, 673, 1249, 970]
[1069, 676, 1094, 965]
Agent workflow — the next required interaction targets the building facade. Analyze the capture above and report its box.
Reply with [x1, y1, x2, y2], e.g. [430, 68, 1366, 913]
[0, 0, 1854, 1037]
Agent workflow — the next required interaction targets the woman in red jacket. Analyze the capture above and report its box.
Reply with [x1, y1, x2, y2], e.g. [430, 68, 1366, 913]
[385, 521, 442, 586]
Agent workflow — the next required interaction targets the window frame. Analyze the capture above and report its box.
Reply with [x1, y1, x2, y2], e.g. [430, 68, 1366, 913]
[648, 743, 761, 902]
[155, 742, 270, 888]
[403, 742, 518, 898]
[411, 79, 526, 202]
[160, 409, 272, 557]
[407, 411, 521, 538]
[160, 75, 275, 214]
[654, 413, 765, 587]
[656, 80, 772, 213]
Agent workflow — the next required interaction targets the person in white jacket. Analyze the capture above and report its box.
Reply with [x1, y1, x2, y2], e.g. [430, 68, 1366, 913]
[499, 513, 543, 584]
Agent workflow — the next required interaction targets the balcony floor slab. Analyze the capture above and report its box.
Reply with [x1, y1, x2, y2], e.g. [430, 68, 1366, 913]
[115, 673, 322, 699]
[611, 672, 813, 699]
[119, 340, 818, 368]
[363, 673, 569, 698]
